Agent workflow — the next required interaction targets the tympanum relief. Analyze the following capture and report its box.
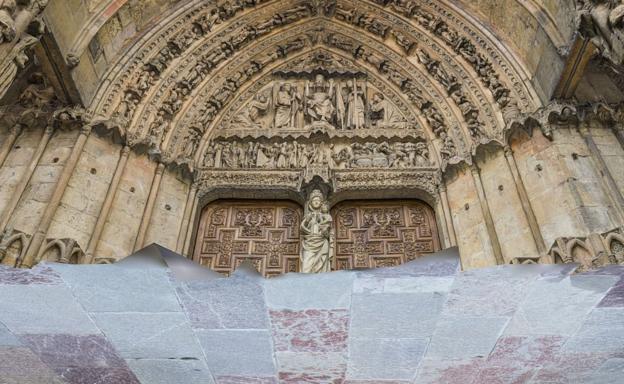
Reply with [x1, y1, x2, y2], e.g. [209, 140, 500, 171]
[225, 73, 409, 133]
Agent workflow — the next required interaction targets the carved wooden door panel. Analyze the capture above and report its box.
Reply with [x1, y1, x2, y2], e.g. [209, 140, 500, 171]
[193, 201, 302, 277]
[332, 200, 440, 270]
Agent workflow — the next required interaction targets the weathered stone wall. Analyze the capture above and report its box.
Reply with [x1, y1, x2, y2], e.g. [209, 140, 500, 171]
[0, 125, 189, 265]
[0, 115, 622, 270]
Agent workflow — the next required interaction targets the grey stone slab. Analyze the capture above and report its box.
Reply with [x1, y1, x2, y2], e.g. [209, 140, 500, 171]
[563, 308, 624, 354]
[196, 330, 276, 376]
[383, 276, 455, 293]
[357, 249, 461, 278]
[350, 293, 445, 339]
[92, 312, 204, 359]
[346, 338, 428, 380]
[0, 285, 99, 335]
[51, 264, 181, 313]
[583, 358, 624, 384]
[427, 316, 509, 359]
[0, 322, 20, 346]
[442, 267, 544, 317]
[264, 271, 355, 310]
[176, 277, 269, 330]
[0, 346, 67, 384]
[127, 358, 215, 384]
[504, 275, 618, 337]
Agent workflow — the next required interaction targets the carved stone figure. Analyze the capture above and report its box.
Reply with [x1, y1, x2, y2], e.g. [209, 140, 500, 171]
[0, 0, 17, 44]
[343, 80, 366, 129]
[369, 92, 405, 127]
[300, 189, 333, 273]
[18, 72, 55, 108]
[234, 93, 270, 128]
[181, 126, 203, 159]
[274, 83, 301, 128]
[305, 74, 335, 124]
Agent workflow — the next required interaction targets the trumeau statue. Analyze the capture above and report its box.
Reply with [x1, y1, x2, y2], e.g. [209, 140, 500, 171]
[300, 189, 333, 274]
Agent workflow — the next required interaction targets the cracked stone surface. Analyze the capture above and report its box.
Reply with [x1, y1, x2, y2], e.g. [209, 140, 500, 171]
[0, 248, 622, 383]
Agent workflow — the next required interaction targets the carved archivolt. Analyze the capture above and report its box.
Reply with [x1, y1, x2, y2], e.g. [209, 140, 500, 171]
[84, 0, 540, 173]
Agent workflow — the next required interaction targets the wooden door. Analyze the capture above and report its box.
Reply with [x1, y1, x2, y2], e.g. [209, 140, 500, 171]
[332, 200, 440, 270]
[193, 200, 302, 277]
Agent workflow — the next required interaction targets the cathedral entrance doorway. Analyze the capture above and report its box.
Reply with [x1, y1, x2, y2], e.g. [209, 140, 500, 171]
[332, 200, 441, 270]
[193, 199, 440, 276]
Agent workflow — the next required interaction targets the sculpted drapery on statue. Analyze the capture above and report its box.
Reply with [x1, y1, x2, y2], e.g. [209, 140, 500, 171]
[305, 74, 336, 125]
[300, 189, 334, 274]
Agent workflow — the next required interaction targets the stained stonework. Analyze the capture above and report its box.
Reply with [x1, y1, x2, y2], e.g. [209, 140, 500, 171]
[0, 0, 622, 274]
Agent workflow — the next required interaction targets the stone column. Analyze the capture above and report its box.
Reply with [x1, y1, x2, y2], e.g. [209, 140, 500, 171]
[0, 124, 23, 168]
[438, 183, 457, 247]
[0, 125, 54, 233]
[133, 163, 165, 252]
[503, 145, 547, 254]
[612, 126, 624, 151]
[176, 184, 198, 254]
[579, 125, 624, 224]
[21, 125, 92, 268]
[182, 194, 200, 257]
[84, 146, 130, 263]
[470, 164, 505, 265]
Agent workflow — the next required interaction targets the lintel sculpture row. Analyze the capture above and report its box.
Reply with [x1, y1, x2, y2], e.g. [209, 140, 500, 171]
[202, 139, 431, 169]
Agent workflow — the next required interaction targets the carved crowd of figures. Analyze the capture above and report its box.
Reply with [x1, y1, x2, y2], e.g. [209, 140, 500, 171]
[351, 0, 513, 111]
[325, 3, 488, 142]
[233, 75, 408, 130]
[203, 140, 431, 170]
[117, 1, 312, 150]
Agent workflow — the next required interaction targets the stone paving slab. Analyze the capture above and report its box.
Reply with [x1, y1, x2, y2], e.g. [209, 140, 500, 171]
[276, 351, 346, 383]
[350, 292, 446, 339]
[264, 271, 355, 310]
[176, 277, 269, 330]
[126, 358, 216, 384]
[0, 285, 99, 335]
[427, 316, 510, 359]
[92, 312, 204, 359]
[346, 337, 428, 380]
[504, 275, 618, 337]
[563, 308, 624, 354]
[0, 251, 622, 382]
[196, 330, 276, 377]
[0, 346, 67, 384]
[0, 322, 21, 346]
[51, 264, 181, 313]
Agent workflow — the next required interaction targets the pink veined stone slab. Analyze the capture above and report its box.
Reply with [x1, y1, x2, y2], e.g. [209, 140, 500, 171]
[486, 336, 565, 368]
[279, 371, 345, 384]
[270, 309, 349, 353]
[0, 265, 63, 285]
[532, 352, 617, 383]
[215, 376, 278, 384]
